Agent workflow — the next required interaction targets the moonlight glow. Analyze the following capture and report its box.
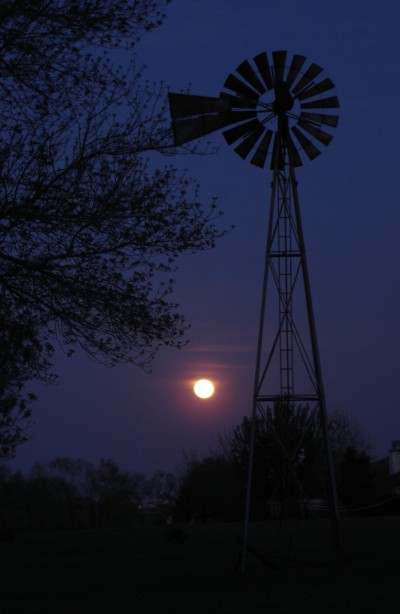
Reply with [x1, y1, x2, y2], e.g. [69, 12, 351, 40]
[193, 379, 215, 399]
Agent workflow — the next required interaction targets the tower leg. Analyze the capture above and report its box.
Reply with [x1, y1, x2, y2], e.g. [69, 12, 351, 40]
[289, 164, 343, 558]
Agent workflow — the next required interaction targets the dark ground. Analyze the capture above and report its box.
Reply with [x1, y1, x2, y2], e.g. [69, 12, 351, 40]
[1, 518, 400, 613]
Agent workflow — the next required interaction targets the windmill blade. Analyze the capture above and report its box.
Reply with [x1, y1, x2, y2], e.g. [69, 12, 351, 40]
[220, 92, 257, 109]
[254, 52, 273, 90]
[300, 95, 339, 109]
[250, 129, 273, 168]
[224, 73, 259, 100]
[236, 60, 266, 95]
[291, 63, 323, 95]
[300, 111, 339, 127]
[296, 78, 335, 101]
[285, 55, 307, 89]
[169, 93, 230, 120]
[223, 118, 261, 145]
[172, 112, 254, 146]
[272, 50, 287, 83]
[298, 119, 333, 146]
[292, 126, 321, 160]
[234, 124, 266, 159]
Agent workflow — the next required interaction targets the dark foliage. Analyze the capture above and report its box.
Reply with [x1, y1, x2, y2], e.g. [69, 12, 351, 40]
[338, 446, 376, 506]
[0, 456, 176, 531]
[229, 402, 324, 518]
[175, 455, 243, 522]
[176, 405, 375, 521]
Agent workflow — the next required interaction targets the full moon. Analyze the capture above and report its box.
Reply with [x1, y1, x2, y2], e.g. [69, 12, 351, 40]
[193, 379, 215, 399]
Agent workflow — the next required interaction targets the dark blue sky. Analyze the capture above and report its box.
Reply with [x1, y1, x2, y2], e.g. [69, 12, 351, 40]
[9, 0, 400, 475]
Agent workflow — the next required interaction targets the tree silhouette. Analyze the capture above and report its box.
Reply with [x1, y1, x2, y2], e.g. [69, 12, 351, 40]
[337, 446, 375, 506]
[176, 455, 242, 522]
[0, 1, 226, 454]
[230, 402, 323, 518]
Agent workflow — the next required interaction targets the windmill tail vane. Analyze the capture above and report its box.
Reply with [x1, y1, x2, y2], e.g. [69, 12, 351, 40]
[168, 50, 339, 169]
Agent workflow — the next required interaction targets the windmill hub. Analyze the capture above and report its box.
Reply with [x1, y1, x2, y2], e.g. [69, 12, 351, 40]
[272, 81, 294, 115]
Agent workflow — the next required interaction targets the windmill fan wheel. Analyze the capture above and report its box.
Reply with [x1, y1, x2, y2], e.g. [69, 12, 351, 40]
[168, 51, 339, 170]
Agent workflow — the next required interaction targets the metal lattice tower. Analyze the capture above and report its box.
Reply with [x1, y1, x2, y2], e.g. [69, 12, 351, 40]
[168, 51, 342, 569]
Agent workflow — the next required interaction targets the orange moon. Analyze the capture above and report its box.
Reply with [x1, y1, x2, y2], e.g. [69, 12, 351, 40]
[193, 379, 215, 399]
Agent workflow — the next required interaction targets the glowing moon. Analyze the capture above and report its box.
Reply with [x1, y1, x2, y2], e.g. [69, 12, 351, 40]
[193, 379, 215, 399]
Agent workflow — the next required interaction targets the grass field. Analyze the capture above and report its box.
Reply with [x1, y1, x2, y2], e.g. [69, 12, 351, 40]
[1, 518, 400, 613]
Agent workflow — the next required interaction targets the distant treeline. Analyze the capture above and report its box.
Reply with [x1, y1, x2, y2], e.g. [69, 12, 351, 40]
[1, 405, 397, 535]
[0, 458, 177, 534]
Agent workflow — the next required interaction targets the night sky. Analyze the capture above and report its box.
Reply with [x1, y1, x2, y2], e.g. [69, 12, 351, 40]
[9, 0, 400, 475]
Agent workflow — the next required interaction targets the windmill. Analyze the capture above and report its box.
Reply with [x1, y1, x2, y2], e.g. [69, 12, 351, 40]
[168, 51, 342, 568]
